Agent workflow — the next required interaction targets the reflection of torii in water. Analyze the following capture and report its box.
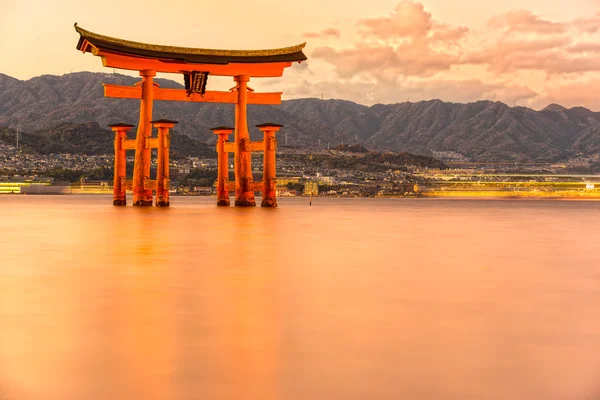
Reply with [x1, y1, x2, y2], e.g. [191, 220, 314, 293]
[73, 23, 307, 207]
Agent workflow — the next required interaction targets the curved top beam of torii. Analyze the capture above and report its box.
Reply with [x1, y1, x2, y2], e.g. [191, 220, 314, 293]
[74, 23, 307, 77]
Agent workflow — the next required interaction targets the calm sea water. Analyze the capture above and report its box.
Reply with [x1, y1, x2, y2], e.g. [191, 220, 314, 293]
[1, 195, 600, 400]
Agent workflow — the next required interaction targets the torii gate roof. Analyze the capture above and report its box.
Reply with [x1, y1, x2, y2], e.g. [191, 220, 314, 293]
[74, 23, 307, 77]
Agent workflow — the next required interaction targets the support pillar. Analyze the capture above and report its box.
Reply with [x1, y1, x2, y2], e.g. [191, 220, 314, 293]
[151, 119, 177, 207]
[211, 126, 234, 206]
[109, 123, 134, 206]
[233, 75, 256, 207]
[257, 123, 283, 207]
[133, 69, 156, 206]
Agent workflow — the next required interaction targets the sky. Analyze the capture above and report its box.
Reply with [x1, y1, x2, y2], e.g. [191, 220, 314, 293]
[2, 0, 600, 109]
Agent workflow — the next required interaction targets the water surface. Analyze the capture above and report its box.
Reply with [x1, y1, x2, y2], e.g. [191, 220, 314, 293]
[1, 196, 600, 400]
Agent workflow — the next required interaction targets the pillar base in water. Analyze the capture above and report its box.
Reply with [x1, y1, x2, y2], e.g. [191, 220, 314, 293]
[235, 199, 256, 207]
[133, 200, 153, 207]
[113, 199, 127, 206]
[261, 198, 277, 208]
[217, 199, 230, 206]
[156, 201, 170, 207]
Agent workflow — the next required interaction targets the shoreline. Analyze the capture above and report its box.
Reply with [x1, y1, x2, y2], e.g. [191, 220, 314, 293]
[3, 193, 600, 201]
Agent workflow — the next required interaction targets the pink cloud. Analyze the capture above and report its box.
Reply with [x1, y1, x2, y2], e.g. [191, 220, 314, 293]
[471, 10, 600, 75]
[468, 10, 600, 75]
[567, 42, 600, 53]
[466, 37, 568, 70]
[430, 24, 470, 45]
[467, 36, 600, 74]
[313, 44, 397, 79]
[357, 0, 469, 45]
[573, 13, 600, 34]
[489, 10, 567, 34]
[313, 40, 461, 80]
[489, 9, 600, 36]
[359, 0, 433, 39]
[542, 79, 600, 110]
[313, 2, 468, 80]
[304, 28, 341, 39]
[305, 2, 600, 110]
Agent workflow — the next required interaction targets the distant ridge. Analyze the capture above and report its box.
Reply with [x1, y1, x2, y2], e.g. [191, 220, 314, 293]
[2, 72, 600, 162]
[542, 104, 568, 112]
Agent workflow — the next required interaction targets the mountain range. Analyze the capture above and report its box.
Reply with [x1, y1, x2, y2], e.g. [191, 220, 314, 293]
[2, 71, 600, 162]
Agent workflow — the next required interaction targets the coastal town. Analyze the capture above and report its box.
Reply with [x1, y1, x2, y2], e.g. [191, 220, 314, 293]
[2, 142, 600, 198]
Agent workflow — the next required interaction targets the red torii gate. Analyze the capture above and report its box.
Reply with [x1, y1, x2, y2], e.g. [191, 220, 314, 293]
[74, 23, 306, 207]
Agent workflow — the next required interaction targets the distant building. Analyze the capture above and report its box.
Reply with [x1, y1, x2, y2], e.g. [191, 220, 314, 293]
[276, 177, 301, 185]
[304, 181, 319, 196]
[318, 176, 335, 185]
[192, 186, 213, 195]
[276, 186, 297, 196]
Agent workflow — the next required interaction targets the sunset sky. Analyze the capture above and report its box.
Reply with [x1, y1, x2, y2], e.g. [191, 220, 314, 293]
[2, 0, 600, 109]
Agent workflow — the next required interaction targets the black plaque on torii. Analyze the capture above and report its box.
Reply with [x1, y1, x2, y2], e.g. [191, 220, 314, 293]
[183, 71, 209, 96]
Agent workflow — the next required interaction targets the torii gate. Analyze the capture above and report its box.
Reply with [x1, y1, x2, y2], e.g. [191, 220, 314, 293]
[73, 23, 306, 207]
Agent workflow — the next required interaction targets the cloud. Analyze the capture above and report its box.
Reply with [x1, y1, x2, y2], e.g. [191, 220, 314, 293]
[357, 0, 469, 44]
[303, 2, 600, 110]
[489, 10, 568, 35]
[489, 9, 600, 35]
[466, 36, 600, 74]
[313, 1, 468, 80]
[313, 41, 461, 80]
[463, 11, 600, 75]
[489, 10, 600, 35]
[573, 13, 600, 34]
[541, 79, 600, 110]
[430, 24, 470, 46]
[313, 44, 396, 79]
[566, 42, 600, 54]
[359, 0, 433, 39]
[303, 28, 341, 39]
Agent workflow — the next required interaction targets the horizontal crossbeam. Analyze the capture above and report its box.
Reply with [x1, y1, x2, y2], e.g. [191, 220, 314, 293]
[104, 84, 282, 105]
[121, 138, 160, 150]
[223, 141, 268, 153]
[246, 141, 266, 152]
[223, 142, 235, 153]
[145, 138, 158, 149]
[122, 140, 136, 150]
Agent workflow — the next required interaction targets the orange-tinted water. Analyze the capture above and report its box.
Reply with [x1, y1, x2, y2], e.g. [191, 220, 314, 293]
[1, 196, 599, 400]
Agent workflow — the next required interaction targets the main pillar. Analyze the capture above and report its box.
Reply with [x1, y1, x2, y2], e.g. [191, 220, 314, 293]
[257, 123, 282, 207]
[211, 126, 234, 206]
[109, 123, 134, 206]
[133, 69, 156, 206]
[233, 75, 256, 207]
[151, 119, 177, 207]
